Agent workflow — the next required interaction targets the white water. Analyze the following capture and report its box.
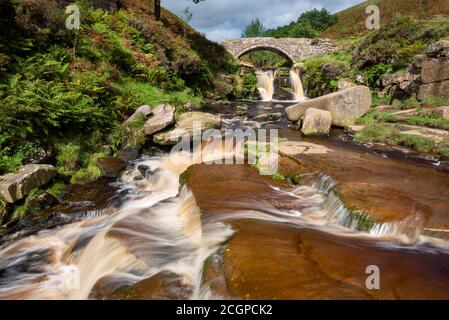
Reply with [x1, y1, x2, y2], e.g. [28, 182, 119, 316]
[256, 70, 275, 101]
[1, 145, 448, 299]
[289, 68, 305, 101]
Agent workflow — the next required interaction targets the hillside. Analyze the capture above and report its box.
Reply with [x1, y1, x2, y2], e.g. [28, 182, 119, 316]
[323, 0, 449, 39]
[0, 0, 246, 179]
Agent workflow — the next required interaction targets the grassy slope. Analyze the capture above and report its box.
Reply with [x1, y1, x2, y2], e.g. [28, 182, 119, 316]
[0, 0, 240, 177]
[323, 0, 449, 39]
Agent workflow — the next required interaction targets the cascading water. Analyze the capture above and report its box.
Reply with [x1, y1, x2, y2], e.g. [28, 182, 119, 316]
[256, 70, 275, 101]
[0, 141, 448, 299]
[289, 67, 305, 101]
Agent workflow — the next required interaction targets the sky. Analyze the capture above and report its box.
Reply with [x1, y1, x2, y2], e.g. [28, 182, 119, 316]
[163, 0, 365, 42]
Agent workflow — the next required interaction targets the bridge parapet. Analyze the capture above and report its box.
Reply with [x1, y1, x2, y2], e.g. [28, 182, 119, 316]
[221, 37, 335, 64]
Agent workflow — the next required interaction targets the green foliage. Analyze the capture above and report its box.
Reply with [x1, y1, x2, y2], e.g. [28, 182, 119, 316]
[404, 116, 449, 131]
[242, 18, 266, 37]
[46, 183, 66, 200]
[297, 8, 339, 32]
[0, 3, 238, 177]
[272, 172, 286, 182]
[441, 147, 449, 158]
[354, 15, 449, 71]
[300, 50, 351, 97]
[355, 124, 438, 154]
[70, 165, 102, 185]
[233, 73, 257, 99]
[363, 64, 393, 87]
[56, 143, 81, 176]
[263, 9, 338, 38]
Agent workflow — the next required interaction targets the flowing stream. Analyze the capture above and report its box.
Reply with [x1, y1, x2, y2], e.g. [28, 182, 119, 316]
[1, 101, 449, 299]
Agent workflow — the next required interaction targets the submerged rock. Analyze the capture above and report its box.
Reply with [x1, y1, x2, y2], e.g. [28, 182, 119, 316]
[0, 165, 56, 203]
[301, 108, 332, 136]
[96, 157, 126, 178]
[285, 85, 371, 127]
[154, 112, 221, 145]
[107, 271, 193, 300]
[252, 112, 282, 122]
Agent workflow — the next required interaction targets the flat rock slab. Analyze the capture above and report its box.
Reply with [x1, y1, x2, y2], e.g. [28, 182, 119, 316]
[285, 85, 371, 127]
[278, 141, 333, 156]
[0, 164, 56, 203]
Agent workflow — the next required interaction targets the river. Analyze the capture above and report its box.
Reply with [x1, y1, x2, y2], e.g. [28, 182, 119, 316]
[1, 87, 449, 299]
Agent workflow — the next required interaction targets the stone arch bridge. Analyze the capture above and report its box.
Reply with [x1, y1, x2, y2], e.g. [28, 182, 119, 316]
[221, 37, 335, 65]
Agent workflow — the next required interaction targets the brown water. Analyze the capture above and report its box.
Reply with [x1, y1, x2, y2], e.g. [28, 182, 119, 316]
[1, 103, 449, 300]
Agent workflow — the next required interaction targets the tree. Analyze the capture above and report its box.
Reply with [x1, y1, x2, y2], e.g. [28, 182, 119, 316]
[241, 18, 266, 37]
[154, 0, 205, 21]
[297, 8, 338, 31]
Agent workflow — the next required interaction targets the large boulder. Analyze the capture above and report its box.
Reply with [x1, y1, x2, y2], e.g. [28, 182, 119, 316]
[421, 58, 449, 84]
[0, 164, 57, 203]
[125, 105, 152, 124]
[144, 104, 175, 135]
[301, 108, 332, 136]
[418, 80, 449, 100]
[337, 78, 356, 91]
[285, 85, 372, 127]
[154, 112, 221, 145]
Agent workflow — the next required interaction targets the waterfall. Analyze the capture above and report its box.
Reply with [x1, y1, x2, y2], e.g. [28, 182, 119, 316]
[256, 70, 275, 101]
[289, 67, 305, 101]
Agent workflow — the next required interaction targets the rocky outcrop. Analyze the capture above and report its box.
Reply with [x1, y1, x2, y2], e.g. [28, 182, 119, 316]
[421, 58, 449, 84]
[379, 71, 421, 99]
[301, 108, 332, 136]
[0, 165, 56, 203]
[143, 104, 175, 135]
[418, 81, 449, 100]
[154, 112, 221, 145]
[285, 85, 371, 127]
[321, 63, 344, 79]
[426, 40, 449, 58]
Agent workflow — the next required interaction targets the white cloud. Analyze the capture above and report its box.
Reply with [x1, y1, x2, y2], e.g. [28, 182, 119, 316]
[163, 0, 365, 41]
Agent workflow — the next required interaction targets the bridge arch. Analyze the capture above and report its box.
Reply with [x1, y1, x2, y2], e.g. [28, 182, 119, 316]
[235, 45, 295, 66]
[221, 37, 335, 66]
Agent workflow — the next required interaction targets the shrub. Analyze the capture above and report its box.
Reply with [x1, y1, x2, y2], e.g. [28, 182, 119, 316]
[56, 143, 81, 176]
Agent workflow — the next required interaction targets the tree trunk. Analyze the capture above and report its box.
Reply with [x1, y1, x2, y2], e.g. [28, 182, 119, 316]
[154, 0, 161, 21]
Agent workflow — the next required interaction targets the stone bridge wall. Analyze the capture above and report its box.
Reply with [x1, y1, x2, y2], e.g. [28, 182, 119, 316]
[221, 37, 335, 64]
